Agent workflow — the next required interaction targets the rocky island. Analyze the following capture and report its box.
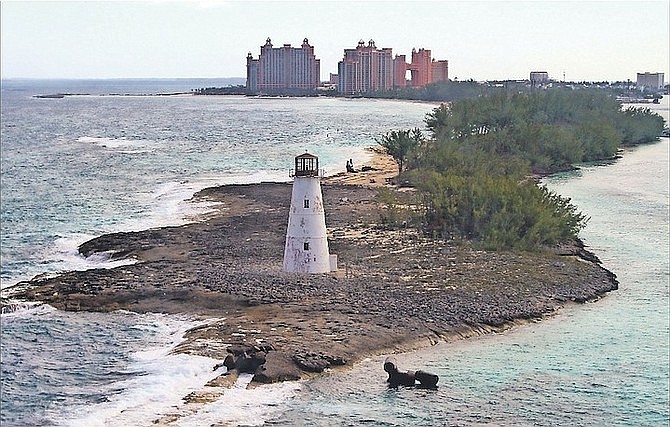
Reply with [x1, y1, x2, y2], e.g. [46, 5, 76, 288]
[2, 151, 618, 399]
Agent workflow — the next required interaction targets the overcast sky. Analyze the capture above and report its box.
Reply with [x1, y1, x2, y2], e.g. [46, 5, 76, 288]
[1, 0, 668, 82]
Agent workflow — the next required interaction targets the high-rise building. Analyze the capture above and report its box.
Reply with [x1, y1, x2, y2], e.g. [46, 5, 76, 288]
[432, 60, 449, 83]
[338, 41, 449, 95]
[636, 72, 665, 90]
[408, 48, 433, 87]
[530, 71, 549, 87]
[246, 38, 321, 95]
[393, 54, 408, 88]
[337, 40, 394, 95]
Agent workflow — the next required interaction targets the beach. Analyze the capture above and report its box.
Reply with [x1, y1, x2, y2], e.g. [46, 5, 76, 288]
[2, 148, 619, 410]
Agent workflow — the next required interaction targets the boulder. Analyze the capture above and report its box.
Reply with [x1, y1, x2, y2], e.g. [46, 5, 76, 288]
[253, 352, 302, 383]
[384, 356, 438, 389]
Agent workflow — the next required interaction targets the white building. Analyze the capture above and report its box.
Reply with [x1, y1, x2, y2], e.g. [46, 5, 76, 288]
[636, 72, 665, 90]
[530, 71, 549, 86]
[283, 153, 336, 273]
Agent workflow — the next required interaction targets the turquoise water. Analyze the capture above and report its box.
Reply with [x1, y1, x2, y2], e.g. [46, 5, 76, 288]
[271, 100, 670, 426]
[1, 80, 667, 426]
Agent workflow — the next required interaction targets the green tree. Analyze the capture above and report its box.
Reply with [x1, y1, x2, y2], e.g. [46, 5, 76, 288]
[390, 88, 663, 250]
[617, 107, 665, 145]
[376, 128, 425, 174]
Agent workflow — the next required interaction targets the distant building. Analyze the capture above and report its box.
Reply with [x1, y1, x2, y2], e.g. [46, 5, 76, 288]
[431, 60, 449, 83]
[408, 48, 433, 87]
[246, 38, 321, 95]
[393, 54, 408, 88]
[329, 73, 339, 85]
[338, 40, 394, 95]
[530, 71, 549, 87]
[338, 41, 449, 95]
[636, 72, 665, 90]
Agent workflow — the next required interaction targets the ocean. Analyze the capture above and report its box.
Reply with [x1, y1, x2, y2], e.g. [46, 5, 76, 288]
[1, 80, 668, 426]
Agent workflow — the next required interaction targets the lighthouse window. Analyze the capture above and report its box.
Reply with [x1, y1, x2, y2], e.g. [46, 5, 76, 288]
[304, 242, 310, 251]
[304, 199, 310, 208]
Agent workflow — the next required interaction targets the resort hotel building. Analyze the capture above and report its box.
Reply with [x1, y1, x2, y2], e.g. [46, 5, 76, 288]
[337, 40, 449, 95]
[246, 38, 321, 95]
[245, 38, 449, 96]
[636, 72, 665, 90]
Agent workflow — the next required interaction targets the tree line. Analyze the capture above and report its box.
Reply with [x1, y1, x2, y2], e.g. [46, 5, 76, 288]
[377, 88, 665, 250]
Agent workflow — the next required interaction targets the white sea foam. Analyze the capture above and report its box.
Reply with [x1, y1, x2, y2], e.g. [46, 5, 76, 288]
[60, 314, 227, 427]
[0, 171, 292, 291]
[52, 233, 138, 268]
[174, 375, 302, 427]
[118, 171, 289, 233]
[47, 311, 300, 426]
[0, 300, 55, 316]
[77, 136, 156, 153]
[0, 234, 138, 291]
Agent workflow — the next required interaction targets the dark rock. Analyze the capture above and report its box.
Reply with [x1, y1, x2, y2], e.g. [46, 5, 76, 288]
[415, 370, 439, 388]
[293, 353, 330, 373]
[388, 371, 417, 387]
[384, 356, 438, 388]
[223, 354, 236, 370]
[253, 352, 302, 383]
[323, 354, 347, 366]
[235, 353, 266, 374]
[213, 354, 236, 372]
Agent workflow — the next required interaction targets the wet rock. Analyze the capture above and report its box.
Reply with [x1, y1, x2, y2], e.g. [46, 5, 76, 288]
[415, 370, 439, 388]
[292, 353, 331, 373]
[253, 352, 301, 383]
[225, 344, 271, 374]
[384, 356, 438, 388]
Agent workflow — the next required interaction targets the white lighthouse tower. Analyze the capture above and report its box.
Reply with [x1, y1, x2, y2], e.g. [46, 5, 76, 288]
[283, 153, 335, 273]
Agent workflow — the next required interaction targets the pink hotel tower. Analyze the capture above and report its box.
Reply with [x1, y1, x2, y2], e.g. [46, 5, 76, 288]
[246, 38, 448, 95]
[338, 40, 448, 95]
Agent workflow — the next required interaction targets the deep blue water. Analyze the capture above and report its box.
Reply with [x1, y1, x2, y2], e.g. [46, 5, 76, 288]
[1, 80, 668, 426]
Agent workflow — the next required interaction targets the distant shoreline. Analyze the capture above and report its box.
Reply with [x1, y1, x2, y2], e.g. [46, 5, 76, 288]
[32, 92, 193, 98]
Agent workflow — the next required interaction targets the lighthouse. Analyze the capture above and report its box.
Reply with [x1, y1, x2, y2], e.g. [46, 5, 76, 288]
[283, 153, 336, 273]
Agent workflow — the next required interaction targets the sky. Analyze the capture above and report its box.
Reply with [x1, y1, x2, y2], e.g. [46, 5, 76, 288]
[1, 0, 668, 82]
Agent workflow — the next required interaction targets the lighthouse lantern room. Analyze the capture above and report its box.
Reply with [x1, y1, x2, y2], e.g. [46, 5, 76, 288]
[294, 153, 319, 177]
[283, 153, 335, 273]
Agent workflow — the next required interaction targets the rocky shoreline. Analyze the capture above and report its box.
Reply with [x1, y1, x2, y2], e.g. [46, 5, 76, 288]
[2, 160, 618, 390]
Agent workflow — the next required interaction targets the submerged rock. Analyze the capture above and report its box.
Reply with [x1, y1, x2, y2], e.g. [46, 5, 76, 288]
[384, 356, 439, 389]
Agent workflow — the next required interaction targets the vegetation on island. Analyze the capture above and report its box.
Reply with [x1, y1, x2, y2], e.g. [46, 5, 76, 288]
[377, 89, 665, 250]
[368, 79, 668, 103]
[193, 85, 247, 95]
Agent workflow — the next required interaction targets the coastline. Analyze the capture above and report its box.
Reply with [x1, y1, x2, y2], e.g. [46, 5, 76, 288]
[1, 149, 619, 406]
